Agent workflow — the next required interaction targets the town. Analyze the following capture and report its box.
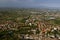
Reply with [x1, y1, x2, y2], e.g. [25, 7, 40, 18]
[0, 8, 60, 40]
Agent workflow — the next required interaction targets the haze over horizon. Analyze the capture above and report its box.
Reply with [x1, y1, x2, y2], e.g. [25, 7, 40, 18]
[0, 0, 60, 8]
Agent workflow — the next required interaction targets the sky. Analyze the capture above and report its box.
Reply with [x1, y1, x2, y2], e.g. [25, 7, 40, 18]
[0, 0, 60, 8]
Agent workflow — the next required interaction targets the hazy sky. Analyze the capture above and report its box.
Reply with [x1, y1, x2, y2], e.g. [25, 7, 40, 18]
[0, 0, 60, 8]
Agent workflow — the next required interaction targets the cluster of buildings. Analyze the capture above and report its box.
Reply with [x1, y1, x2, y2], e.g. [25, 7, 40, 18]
[0, 14, 60, 40]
